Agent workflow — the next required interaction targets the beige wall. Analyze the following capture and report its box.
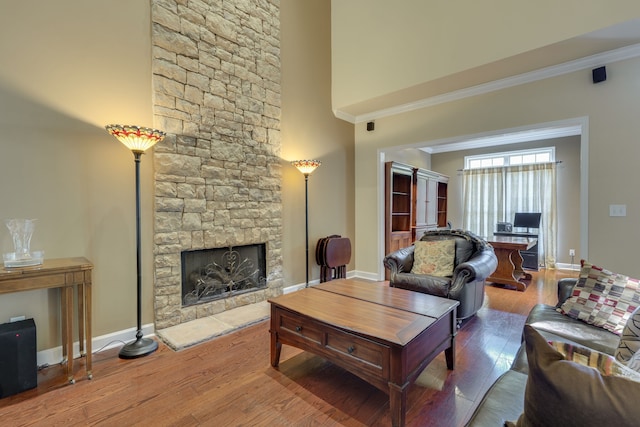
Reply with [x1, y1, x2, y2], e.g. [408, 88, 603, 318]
[0, 0, 354, 353]
[383, 148, 431, 171]
[429, 136, 581, 264]
[332, 0, 640, 113]
[355, 55, 640, 278]
[0, 0, 153, 350]
[281, 0, 355, 285]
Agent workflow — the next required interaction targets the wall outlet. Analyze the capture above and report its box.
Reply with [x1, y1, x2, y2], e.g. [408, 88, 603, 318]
[609, 204, 627, 217]
[10, 315, 26, 322]
[569, 249, 575, 257]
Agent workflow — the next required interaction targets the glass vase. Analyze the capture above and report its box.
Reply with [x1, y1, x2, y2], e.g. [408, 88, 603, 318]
[4, 219, 43, 267]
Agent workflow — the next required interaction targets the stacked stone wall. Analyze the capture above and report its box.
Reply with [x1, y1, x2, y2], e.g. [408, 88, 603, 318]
[151, 0, 282, 329]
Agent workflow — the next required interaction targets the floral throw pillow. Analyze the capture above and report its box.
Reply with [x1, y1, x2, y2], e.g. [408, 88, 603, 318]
[558, 260, 640, 335]
[411, 239, 455, 277]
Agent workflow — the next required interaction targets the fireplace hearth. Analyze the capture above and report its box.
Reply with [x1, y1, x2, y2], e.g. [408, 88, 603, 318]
[181, 244, 267, 307]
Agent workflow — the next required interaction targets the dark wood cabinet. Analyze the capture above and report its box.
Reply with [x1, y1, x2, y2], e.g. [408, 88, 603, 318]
[437, 181, 448, 228]
[385, 162, 414, 255]
[385, 162, 449, 256]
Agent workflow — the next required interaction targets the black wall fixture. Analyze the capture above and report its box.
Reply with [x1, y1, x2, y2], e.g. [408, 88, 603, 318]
[592, 66, 607, 84]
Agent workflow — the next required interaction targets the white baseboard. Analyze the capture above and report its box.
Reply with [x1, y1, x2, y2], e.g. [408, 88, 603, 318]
[350, 270, 380, 281]
[283, 270, 380, 294]
[283, 283, 307, 294]
[555, 263, 580, 271]
[57, 259, 576, 366]
[40, 269, 379, 365]
[36, 323, 156, 368]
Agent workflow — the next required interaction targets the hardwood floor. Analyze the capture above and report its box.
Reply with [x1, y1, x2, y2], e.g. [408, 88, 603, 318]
[0, 269, 577, 426]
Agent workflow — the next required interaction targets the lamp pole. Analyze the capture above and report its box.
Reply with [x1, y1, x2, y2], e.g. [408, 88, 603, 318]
[291, 160, 321, 288]
[303, 172, 310, 287]
[118, 151, 158, 358]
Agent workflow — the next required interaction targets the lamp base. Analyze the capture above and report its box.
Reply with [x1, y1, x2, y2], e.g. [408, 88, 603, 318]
[118, 336, 158, 359]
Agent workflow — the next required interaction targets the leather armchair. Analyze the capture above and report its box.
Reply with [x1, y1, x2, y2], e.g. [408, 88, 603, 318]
[383, 229, 498, 322]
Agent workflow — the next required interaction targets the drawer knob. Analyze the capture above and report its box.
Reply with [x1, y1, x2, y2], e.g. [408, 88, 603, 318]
[295, 326, 302, 332]
[347, 345, 355, 354]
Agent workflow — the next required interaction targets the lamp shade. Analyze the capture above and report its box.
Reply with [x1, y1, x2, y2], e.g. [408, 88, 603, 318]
[105, 124, 166, 153]
[291, 159, 321, 175]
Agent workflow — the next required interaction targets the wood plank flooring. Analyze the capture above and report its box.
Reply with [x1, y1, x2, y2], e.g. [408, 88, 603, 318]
[0, 269, 577, 426]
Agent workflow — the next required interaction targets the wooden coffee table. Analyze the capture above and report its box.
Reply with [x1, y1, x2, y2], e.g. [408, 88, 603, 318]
[268, 278, 459, 427]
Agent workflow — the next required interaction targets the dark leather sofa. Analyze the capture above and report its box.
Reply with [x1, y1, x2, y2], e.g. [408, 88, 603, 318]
[383, 229, 498, 322]
[465, 278, 622, 426]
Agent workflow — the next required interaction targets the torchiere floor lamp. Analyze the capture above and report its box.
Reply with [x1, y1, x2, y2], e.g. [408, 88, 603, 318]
[106, 124, 166, 359]
[291, 160, 321, 287]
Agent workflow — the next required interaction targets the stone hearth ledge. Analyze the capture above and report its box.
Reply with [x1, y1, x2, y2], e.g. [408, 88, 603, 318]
[157, 301, 270, 351]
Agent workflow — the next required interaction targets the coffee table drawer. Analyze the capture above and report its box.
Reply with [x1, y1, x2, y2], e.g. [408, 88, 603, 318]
[275, 308, 390, 380]
[326, 329, 390, 379]
[277, 310, 323, 345]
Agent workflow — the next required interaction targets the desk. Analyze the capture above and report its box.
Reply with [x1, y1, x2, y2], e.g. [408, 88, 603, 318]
[493, 231, 539, 270]
[486, 237, 536, 291]
[0, 257, 93, 384]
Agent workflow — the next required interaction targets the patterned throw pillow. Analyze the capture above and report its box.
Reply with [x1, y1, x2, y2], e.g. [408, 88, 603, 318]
[410, 239, 455, 277]
[558, 261, 640, 335]
[615, 306, 640, 365]
[627, 350, 640, 372]
[550, 341, 640, 381]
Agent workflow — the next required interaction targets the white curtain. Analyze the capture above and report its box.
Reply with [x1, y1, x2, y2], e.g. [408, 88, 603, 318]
[462, 162, 557, 268]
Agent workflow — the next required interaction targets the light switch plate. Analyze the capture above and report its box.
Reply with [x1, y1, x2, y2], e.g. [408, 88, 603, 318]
[609, 204, 627, 217]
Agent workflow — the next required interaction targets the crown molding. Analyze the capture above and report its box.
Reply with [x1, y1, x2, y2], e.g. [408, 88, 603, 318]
[422, 122, 582, 154]
[337, 43, 640, 124]
[333, 108, 356, 123]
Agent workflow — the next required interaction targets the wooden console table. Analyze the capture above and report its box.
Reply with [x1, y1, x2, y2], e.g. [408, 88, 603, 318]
[0, 257, 93, 384]
[486, 237, 536, 291]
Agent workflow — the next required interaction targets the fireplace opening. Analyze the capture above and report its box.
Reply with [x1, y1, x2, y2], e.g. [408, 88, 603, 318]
[181, 244, 267, 307]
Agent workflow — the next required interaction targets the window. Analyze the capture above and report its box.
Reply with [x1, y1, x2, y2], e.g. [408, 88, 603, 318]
[464, 147, 555, 170]
[462, 157, 558, 268]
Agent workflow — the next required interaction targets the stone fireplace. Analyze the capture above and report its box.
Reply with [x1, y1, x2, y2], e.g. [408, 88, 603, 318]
[150, 0, 283, 330]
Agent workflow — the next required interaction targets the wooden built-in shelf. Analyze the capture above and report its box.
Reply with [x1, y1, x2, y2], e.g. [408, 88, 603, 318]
[385, 161, 449, 260]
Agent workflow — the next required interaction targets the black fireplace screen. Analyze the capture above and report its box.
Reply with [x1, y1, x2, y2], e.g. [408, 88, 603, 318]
[181, 244, 267, 306]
